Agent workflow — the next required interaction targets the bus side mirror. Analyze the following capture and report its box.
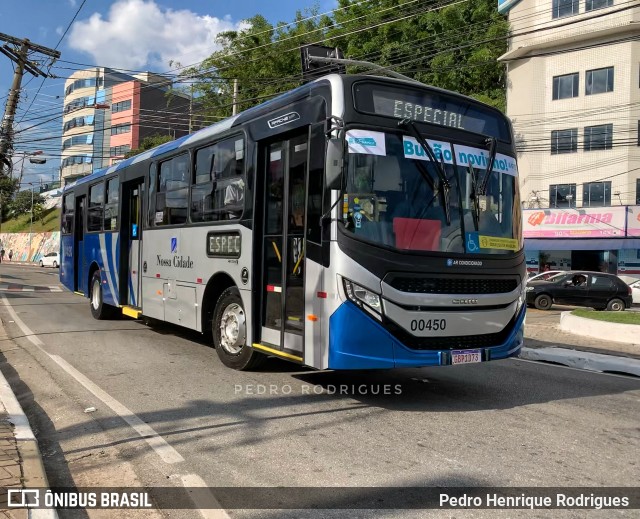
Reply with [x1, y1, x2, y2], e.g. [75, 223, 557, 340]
[325, 138, 343, 191]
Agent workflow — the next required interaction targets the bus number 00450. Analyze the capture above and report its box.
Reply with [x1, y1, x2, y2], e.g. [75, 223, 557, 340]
[410, 319, 446, 332]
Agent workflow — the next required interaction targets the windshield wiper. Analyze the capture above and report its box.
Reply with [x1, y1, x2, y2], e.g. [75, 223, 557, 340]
[467, 162, 480, 232]
[398, 119, 451, 225]
[478, 137, 497, 196]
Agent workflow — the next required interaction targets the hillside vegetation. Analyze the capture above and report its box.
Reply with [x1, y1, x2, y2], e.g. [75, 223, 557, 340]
[0, 207, 60, 233]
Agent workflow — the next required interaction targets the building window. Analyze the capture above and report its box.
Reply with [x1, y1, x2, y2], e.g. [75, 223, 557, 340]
[61, 155, 92, 168]
[191, 137, 245, 222]
[586, 67, 614, 95]
[111, 99, 132, 113]
[87, 182, 104, 232]
[110, 145, 130, 157]
[552, 73, 579, 100]
[586, 0, 612, 11]
[551, 128, 578, 154]
[583, 181, 611, 207]
[156, 153, 189, 225]
[584, 124, 613, 151]
[552, 0, 579, 19]
[111, 123, 131, 135]
[549, 184, 576, 207]
[636, 179, 640, 205]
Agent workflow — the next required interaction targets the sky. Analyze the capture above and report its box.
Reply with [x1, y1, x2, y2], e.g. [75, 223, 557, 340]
[0, 0, 336, 187]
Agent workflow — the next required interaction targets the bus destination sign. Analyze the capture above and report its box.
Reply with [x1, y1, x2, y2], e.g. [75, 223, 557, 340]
[353, 82, 511, 141]
[207, 231, 241, 258]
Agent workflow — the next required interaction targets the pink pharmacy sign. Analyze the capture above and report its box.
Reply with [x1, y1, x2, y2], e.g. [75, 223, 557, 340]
[523, 207, 626, 238]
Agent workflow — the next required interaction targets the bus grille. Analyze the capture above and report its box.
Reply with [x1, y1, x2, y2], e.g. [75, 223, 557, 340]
[385, 316, 515, 351]
[387, 276, 518, 295]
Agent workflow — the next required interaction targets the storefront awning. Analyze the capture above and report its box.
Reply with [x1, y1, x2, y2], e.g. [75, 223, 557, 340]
[525, 239, 640, 251]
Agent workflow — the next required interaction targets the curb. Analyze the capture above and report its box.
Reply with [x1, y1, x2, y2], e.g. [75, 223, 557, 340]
[0, 370, 58, 519]
[559, 311, 640, 345]
[520, 346, 640, 377]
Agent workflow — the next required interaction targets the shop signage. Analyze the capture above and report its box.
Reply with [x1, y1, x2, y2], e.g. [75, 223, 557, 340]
[523, 207, 626, 238]
[626, 206, 640, 237]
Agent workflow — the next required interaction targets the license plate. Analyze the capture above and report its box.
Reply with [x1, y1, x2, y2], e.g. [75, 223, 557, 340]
[451, 349, 482, 365]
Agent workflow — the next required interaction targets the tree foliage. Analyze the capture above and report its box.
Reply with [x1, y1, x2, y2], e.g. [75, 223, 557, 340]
[184, 0, 508, 118]
[11, 190, 45, 217]
[0, 177, 18, 221]
[125, 134, 175, 158]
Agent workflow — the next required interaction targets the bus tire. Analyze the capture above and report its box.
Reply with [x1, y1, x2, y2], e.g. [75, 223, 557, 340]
[90, 271, 116, 320]
[213, 287, 265, 370]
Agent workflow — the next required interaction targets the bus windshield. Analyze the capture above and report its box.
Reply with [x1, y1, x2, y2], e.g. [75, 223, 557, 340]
[342, 129, 522, 255]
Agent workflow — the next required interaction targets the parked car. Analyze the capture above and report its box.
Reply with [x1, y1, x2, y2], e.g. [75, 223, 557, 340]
[39, 251, 60, 268]
[526, 271, 632, 311]
[629, 279, 640, 305]
[526, 270, 563, 283]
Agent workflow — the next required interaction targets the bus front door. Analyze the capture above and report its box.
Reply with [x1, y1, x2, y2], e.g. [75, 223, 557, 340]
[260, 134, 308, 357]
[74, 196, 86, 293]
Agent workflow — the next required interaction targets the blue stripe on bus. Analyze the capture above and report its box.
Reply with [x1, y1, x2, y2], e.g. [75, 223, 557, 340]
[328, 302, 525, 370]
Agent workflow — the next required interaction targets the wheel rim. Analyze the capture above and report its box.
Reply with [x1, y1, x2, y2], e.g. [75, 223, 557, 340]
[539, 297, 550, 309]
[219, 303, 246, 355]
[611, 301, 622, 311]
[91, 279, 101, 310]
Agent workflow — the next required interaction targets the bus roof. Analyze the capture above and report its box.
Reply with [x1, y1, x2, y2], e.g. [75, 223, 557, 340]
[65, 73, 504, 190]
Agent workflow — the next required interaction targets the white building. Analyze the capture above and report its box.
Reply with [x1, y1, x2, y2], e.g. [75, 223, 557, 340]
[500, 0, 640, 275]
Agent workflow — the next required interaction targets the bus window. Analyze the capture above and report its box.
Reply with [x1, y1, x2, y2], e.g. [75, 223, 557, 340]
[156, 153, 189, 225]
[62, 193, 75, 234]
[87, 182, 104, 232]
[104, 177, 119, 231]
[148, 163, 156, 227]
[191, 137, 244, 222]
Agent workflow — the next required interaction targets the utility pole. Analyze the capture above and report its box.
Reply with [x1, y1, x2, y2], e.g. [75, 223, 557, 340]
[188, 83, 193, 133]
[232, 79, 238, 116]
[0, 32, 61, 175]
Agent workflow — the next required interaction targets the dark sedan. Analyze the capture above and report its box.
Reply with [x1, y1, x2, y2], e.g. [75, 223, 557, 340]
[526, 271, 632, 311]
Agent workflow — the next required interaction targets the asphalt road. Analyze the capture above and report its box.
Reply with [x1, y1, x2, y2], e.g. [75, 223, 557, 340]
[0, 264, 639, 518]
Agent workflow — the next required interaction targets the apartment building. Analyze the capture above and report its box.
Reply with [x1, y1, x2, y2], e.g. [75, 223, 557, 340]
[500, 0, 640, 275]
[60, 68, 193, 183]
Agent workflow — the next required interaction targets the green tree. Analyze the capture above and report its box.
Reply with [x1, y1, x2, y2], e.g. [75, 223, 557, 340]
[0, 176, 19, 222]
[125, 134, 175, 158]
[185, 0, 508, 114]
[11, 190, 44, 217]
[184, 10, 333, 120]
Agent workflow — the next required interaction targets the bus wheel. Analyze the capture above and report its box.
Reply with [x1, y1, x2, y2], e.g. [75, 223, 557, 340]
[90, 271, 116, 320]
[213, 287, 265, 370]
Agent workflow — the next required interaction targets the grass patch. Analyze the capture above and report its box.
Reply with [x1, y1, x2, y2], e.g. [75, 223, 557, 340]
[0, 208, 60, 233]
[572, 308, 640, 325]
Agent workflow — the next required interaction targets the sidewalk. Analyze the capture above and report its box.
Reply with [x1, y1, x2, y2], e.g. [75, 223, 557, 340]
[0, 367, 55, 518]
[0, 409, 24, 518]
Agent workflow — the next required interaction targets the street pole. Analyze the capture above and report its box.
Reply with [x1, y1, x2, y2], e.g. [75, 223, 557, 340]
[0, 41, 28, 175]
[29, 184, 33, 262]
[232, 79, 238, 116]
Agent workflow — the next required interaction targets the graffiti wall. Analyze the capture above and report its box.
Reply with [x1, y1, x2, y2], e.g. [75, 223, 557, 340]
[0, 232, 60, 262]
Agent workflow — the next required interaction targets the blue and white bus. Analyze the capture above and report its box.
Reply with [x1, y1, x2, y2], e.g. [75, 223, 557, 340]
[60, 74, 525, 370]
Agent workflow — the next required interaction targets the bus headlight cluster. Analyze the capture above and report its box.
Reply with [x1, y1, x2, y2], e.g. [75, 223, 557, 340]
[343, 278, 382, 320]
[516, 284, 527, 313]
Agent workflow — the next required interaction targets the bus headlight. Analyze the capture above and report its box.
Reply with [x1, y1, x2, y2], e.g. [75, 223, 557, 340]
[516, 284, 527, 314]
[343, 278, 382, 320]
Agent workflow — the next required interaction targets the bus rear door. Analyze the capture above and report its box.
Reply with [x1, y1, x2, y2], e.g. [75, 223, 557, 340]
[74, 195, 86, 293]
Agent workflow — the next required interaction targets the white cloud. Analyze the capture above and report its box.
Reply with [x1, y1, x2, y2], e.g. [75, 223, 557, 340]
[67, 0, 242, 71]
[55, 26, 64, 36]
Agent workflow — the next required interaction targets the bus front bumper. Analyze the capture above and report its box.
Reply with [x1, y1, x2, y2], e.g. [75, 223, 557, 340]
[328, 302, 525, 370]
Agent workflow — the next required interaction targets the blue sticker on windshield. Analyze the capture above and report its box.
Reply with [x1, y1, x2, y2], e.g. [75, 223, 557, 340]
[465, 232, 480, 254]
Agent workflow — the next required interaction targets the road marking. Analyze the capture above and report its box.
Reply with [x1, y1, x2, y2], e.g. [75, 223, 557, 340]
[1, 295, 185, 464]
[180, 474, 231, 519]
